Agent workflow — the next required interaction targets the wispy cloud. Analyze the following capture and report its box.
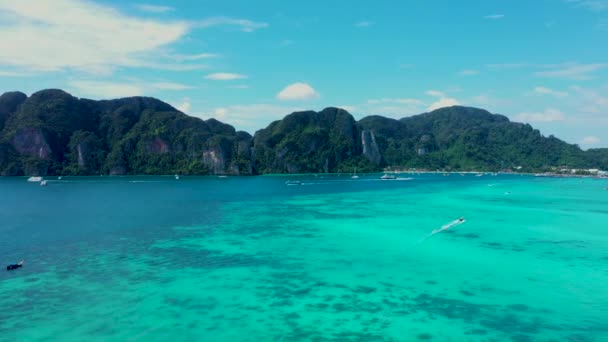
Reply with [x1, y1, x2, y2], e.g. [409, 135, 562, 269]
[0, 1, 265, 75]
[533, 86, 569, 97]
[426, 90, 445, 97]
[277, 83, 320, 101]
[174, 98, 191, 113]
[428, 98, 460, 111]
[0, 70, 32, 77]
[515, 108, 566, 122]
[425, 89, 460, 111]
[195, 16, 268, 32]
[68, 80, 192, 99]
[355, 21, 373, 27]
[569, 85, 608, 114]
[0, 0, 188, 74]
[484, 14, 505, 20]
[565, 0, 608, 11]
[579, 135, 601, 146]
[205, 104, 305, 133]
[227, 85, 250, 89]
[205, 73, 248, 81]
[337, 105, 357, 112]
[535, 63, 607, 80]
[134, 4, 175, 13]
[458, 69, 480, 76]
[170, 53, 219, 61]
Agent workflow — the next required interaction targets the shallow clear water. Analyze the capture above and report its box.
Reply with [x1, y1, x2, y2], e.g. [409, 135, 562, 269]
[1, 174, 607, 341]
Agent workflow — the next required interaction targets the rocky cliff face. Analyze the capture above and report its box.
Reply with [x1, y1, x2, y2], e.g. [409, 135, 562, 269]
[252, 107, 363, 173]
[0, 89, 254, 176]
[11, 127, 51, 159]
[361, 130, 381, 165]
[0, 89, 604, 175]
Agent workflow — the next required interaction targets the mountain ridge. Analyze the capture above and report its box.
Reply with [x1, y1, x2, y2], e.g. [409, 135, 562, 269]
[0, 89, 605, 176]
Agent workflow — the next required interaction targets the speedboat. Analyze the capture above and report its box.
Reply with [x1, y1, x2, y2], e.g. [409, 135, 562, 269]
[380, 174, 396, 180]
[40, 180, 48, 187]
[285, 180, 302, 186]
[27, 176, 43, 182]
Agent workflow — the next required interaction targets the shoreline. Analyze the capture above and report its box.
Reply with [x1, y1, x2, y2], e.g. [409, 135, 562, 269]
[5, 171, 607, 180]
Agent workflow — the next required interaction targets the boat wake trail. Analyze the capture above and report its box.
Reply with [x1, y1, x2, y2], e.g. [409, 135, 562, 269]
[415, 218, 466, 245]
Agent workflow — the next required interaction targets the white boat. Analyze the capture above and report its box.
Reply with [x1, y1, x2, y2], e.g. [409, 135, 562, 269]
[285, 180, 301, 186]
[175, 174, 180, 180]
[380, 174, 396, 180]
[218, 175, 228, 178]
[27, 176, 43, 182]
[40, 180, 48, 187]
[351, 167, 359, 179]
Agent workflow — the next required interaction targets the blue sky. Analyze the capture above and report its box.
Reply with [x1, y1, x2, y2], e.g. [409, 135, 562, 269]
[0, 0, 607, 148]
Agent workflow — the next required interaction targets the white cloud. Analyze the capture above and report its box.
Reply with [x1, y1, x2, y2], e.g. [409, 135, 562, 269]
[458, 69, 480, 76]
[425, 89, 459, 110]
[0, 70, 32, 77]
[276, 82, 320, 101]
[337, 105, 357, 112]
[195, 16, 268, 32]
[565, 0, 608, 11]
[515, 108, 566, 122]
[67, 80, 192, 99]
[205, 73, 248, 81]
[426, 90, 445, 97]
[171, 53, 219, 61]
[428, 98, 460, 111]
[175, 98, 191, 113]
[0, 0, 189, 73]
[202, 104, 304, 133]
[484, 14, 505, 19]
[569, 85, 608, 114]
[0, 1, 264, 75]
[134, 4, 174, 13]
[533, 86, 569, 97]
[68, 81, 144, 98]
[355, 21, 373, 27]
[535, 63, 607, 80]
[579, 135, 601, 145]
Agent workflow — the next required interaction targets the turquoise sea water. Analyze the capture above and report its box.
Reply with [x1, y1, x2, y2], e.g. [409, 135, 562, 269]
[1, 174, 607, 342]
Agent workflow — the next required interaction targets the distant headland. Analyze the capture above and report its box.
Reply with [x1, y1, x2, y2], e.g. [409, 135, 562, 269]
[1, 89, 607, 176]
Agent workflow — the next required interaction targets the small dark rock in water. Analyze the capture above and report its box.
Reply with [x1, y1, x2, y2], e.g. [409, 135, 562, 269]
[417, 333, 433, 340]
[425, 280, 437, 285]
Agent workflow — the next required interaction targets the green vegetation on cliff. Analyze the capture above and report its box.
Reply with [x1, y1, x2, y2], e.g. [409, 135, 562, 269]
[0, 89, 606, 176]
[0, 89, 253, 176]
